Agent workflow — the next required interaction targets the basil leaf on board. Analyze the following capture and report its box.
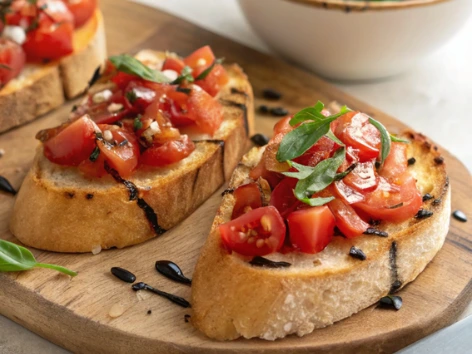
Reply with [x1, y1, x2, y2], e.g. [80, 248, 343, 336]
[293, 147, 345, 201]
[171, 66, 194, 85]
[0, 239, 77, 276]
[109, 55, 172, 84]
[368, 117, 391, 164]
[194, 57, 224, 81]
[390, 134, 410, 143]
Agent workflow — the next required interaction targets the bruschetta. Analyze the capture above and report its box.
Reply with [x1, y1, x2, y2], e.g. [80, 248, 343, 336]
[191, 101, 450, 340]
[9, 46, 254, 252]
[0, 0, 106, 133]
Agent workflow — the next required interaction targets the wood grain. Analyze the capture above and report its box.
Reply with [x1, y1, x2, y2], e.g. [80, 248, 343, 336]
[0, 0, 470, 353]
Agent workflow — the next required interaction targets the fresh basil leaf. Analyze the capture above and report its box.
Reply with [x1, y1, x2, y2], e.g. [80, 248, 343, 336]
[125, 90, 138, 104]
[294, 147, 345, 200]
[277, 117, 339, 162]
[334, 163, 357, 181]
[194, 57, 224, 81]
[171, 66, 194, 85]
[289, 106, 326, 126]
[368, 117, 391, 164]
[282, 161, 315, 179]
[133, 116, 143, 131]
[109, 55, 172, 84]
[0, 239, 77, 276]
[299, 196, 335, 207]
[89, 147, 100, 162]
[314, 101, 324, 113]
[326, 129, 344, 146]
[390, 134, 410, 143]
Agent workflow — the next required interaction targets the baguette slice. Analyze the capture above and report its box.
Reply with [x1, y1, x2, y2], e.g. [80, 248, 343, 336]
[191, 130, 450, 341]
[9, 50, 254, 253]
[0, 9, 106, 134]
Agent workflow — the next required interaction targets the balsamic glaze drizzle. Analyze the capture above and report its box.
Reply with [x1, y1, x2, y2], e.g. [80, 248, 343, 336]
[0, 176, 16, 195]
[155, 260, 192, 285]
[88, 65, 102, 87]
[388, 241, 402, 293]
[249, 256, 291, 268]
[132, 282, 190, 308]
[104, 162, 166, 235]
[111, 267, 136, 283]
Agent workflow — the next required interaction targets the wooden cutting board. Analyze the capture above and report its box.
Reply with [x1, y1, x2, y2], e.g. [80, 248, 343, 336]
[0, 1, 471, 353]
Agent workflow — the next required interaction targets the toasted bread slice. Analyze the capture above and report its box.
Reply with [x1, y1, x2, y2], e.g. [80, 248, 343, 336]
[9, 52, 254, 253]
[191, 131, 450, 340]
[0, 9, 106, 134]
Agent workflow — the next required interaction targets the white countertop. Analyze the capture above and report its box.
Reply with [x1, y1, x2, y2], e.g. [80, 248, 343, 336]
[1, 1, 471, 353]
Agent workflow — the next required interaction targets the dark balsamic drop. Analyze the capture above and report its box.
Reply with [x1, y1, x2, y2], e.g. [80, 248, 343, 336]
[111, 267, 136, 283]
[415, 209, 433, 219]
[452, 210, 467, 222]
[249, 256, 291, 268]
[0, 176, 16, 195]
[132, 282, 190, 308]
[155, 260, 192, 285]
[250, 133, 269, 147]
[349, 246, 366, 260]
[184, 314, 191, 323]
[258, 105, 269, 114]
[363, 227, 388, 237]
[270, 107, 289, 117]
[422, 193, 434, 202]
[407, 157, 416, 166]
[379, 295, 403, 310]
[262, 88, 282, 100]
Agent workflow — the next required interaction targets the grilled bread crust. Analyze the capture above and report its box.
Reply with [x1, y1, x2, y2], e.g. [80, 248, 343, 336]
[0, 9, 106, 134]
[9, 59, 254, 253]
[191, 131, 450, 341]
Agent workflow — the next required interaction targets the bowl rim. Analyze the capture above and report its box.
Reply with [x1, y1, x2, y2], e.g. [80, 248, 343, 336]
[283, 0, 451, 12]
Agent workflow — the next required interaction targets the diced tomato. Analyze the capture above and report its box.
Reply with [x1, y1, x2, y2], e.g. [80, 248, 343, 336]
[140, 135, 195, 167]
[294, 136, 338, 167]
[184, 87, 223, 135]
[62, 0, 97, 28]
[354, 175, 422, 223]
[124, 82, 157, 114]
[232, 183, 263, 219]
[273, 116, 293, 137]
[184, 45, 215, 69]
[335, 112, 380, 162]
[14, 0, 74, 61]
[328, 198, 369, 238]
[137, 100, 181, 145]
[379, 142, 408, 182]
[270, 177, 300, 218]
[333, 180, 365, 204]
[43, 116, 97, 166]
[111, 71, 141, 90]
[249, 159, 284, 189]
[194, 64, 229, 97]
[343, 160, 378, 192]
[0, 39, 25, 87]
[96, 127, 140, 178]
[287, 206, 335, 254]
[87, 89, 130, 124]
[220, 206, 286, 256]
[161, 57, 185, 73]
[78, 151, 107, 178]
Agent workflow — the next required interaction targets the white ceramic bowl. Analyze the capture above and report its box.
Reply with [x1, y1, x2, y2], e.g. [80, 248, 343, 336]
[238, 0, 472, 80]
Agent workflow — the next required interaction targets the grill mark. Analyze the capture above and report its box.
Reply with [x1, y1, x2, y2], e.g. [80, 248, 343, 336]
[195, 139, 225, 177]
[220, 99, 249, 136]
[104, 162, 166, 235]
[230, 87, 248, 96]
[221, 188, 234, 196]
[389, 241, 402, 293]
[191, 167, 201, 195]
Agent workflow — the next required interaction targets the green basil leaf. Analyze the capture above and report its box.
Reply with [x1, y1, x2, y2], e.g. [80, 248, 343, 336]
[390, 134, 410, 143]
[282, 161, 315, 179]
[299, 196, 335, 207]
[171, 66, 194, 85]
[109, 55, 172, 84]
[0, 239, 77, 276]
[133, 115, 143, 131]
[294, 147, 345, 200]
[289, 106, 326, 126]
[277, 118, 338, 162]
[325, 129, 344, 146]
[334, 163, 357, 181]
[194, 57, 224, 81]
[368, 117, 391, 164]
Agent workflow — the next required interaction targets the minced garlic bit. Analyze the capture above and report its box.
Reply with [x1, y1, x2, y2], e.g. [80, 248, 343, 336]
[108, 304, 126, 318]
[3, 26, 26, 45]
[107, 102, 124, 113]
[103, 130, 113, 142]
[162, 69, 178, 82]
[92, 89, 113, 104]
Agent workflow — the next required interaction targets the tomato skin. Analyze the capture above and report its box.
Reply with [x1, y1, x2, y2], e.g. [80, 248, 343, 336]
[294, 136, 338, 167]
[220, 206, 286, 256]
[333, 179, 365, 205]
[269, 177, 300, 218]
[343, 160, 378, 193]
[62, 0, 97, 28]
[194, 64, 229, 97]
[287, 206, 335, 254]
[161, 57, 185, 73]
[379, 142, 407, 181]
[335, 112, 380, 162]
[232, 183, 263, 219]
[184, 45, 215, 69]
[185, 87, 223, 135]
[43, 116, 97, 166]
[140, 135, 195, 167]
[354, 175, 422, 223]
[328, 198, 369, 238]
[97, 127, 140, 178]
[0, 39, 25, 87]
